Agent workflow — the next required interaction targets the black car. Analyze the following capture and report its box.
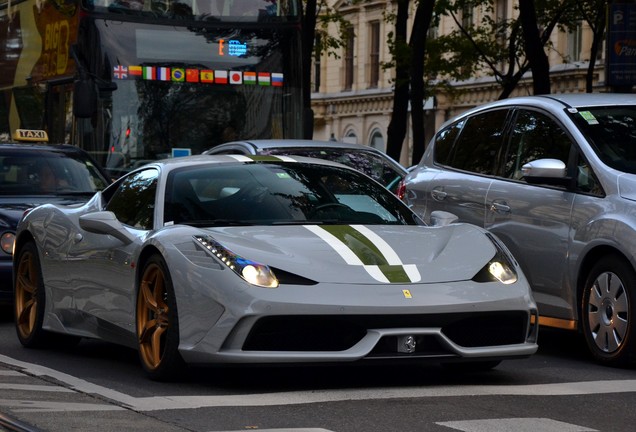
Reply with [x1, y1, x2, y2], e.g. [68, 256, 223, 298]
[203, 139, 408, 194]
[0, 142, 111, 305]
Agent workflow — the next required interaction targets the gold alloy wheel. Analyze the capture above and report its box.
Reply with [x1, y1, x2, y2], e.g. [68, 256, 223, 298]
[15, 248, 39, 340]
[137, 263, 170, 370]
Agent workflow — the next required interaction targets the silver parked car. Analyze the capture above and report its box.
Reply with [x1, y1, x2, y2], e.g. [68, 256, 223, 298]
[401, 93, 636, 366]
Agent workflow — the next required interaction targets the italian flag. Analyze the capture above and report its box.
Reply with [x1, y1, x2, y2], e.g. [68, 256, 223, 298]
[143, 67, 156, 80]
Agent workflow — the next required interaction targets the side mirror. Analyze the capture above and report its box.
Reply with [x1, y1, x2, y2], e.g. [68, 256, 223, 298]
[73, 79, 97, 118]
[430, 210, 458, 226]
[521, 158, 570, 186]
[79, 211, 135, 244]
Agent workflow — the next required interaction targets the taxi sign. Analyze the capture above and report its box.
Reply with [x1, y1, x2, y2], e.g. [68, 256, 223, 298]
[12, 129, 49, 142]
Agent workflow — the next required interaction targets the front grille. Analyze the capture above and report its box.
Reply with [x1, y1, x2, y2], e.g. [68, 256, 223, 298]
[242, 311, 529, 352]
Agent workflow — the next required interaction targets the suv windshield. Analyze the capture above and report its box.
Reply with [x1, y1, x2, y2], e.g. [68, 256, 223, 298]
[569, 106, 636, 174]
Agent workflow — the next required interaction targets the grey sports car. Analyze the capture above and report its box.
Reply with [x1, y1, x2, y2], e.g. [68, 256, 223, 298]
[13, 155, 538, 380]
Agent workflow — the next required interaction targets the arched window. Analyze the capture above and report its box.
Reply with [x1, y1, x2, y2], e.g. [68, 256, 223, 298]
[369, 129, 384, 152]
[343, 129, 357, 144]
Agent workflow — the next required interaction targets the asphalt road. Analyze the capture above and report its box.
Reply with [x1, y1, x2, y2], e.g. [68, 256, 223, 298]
[1, 305, 636, 432]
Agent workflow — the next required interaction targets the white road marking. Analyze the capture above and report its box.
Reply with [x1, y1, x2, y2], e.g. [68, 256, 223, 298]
[437, 417, 597, 432]
[0, 383, 74, 392]
[2, 354, 636, 413]
[0, 399, 124, 413]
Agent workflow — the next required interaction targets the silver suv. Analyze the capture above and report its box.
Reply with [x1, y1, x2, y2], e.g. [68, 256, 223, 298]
[401, 93, 636, 366]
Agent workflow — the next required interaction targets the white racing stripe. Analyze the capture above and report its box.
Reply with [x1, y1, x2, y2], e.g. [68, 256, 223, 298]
[304, 225, 363, 265]
[351, 225, 402, 265]
[225, 154, 253, 162]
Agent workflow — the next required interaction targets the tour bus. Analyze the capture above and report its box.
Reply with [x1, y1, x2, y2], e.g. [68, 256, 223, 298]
[0, 0, 303, 177]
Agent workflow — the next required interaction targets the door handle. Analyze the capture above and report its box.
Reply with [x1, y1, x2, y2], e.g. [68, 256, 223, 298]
[490, 201, 511, 214]
[431, 189, 447, 201]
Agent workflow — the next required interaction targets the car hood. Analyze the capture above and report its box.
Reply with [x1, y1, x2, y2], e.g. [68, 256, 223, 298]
[0, 197, 89, 229]
[202, 224, 496, 284]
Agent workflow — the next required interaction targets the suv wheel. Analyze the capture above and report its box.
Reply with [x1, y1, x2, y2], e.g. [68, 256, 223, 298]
[581, 255, 636, 366]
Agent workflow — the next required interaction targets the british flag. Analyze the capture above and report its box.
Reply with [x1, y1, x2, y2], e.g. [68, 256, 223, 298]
[113, 65, 128, 80]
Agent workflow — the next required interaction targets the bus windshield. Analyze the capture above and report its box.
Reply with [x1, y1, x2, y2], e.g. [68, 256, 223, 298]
[86, 0, 298, 20]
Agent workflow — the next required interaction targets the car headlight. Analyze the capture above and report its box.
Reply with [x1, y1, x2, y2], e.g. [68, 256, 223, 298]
[194, 235, 279, 288]
[473, 233, 518, 285]
[1, 232, 15, 255]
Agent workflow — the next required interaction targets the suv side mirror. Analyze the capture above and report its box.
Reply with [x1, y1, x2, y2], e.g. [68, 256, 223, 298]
[521, 158, 571, 187]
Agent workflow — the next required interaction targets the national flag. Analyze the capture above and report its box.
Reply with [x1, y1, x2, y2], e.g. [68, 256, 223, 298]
[215, 70, 228, 84]
[171, 68, 185, 82]
[229, 71, 242, 85]
[271, 73, 284, 87]
[157, 67, 170, 81]
[258, 72, 271, 86]
[186, 69, 199, 83]
[243, 71, 256, 85]
[143, 66, 156, 80]
[200, 70, 214, 83]
[113, 65, 127, 80]
[129, 66, 142, 77]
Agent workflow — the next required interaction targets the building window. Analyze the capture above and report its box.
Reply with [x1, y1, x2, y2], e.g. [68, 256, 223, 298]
[369, 21, 380, 88]
[461, 5, 473, 28]
[344, 28, 355, 91]
[567, 21, 582, 62]
[313, 34, 321, 92]
[369, 129, 384, 152]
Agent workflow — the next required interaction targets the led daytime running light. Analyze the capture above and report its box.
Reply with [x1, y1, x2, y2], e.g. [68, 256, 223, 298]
[194, 235, 279, 288]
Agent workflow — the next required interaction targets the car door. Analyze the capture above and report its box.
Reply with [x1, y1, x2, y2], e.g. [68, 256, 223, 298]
[65, 168, 158, 338]
[414, 108, 511, 226]
[484, 108, 576, 321]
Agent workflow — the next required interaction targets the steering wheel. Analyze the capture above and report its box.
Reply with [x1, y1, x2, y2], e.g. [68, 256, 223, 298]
[307, 203, 352, 218]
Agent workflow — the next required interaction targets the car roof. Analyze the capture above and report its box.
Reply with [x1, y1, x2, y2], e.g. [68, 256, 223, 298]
[218, 139, 387, 152]
[0, 143, 90, 153]
[438, 93, 636, 130]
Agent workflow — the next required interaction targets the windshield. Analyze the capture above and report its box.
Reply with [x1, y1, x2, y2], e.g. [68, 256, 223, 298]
[0, 149, 109, 196]
[262, 148, 406, 190]
[164, 162, 420, 226]
[568, 106, 636, 174]
[85, 0, 298, 21]
[75, 18, 303, 178]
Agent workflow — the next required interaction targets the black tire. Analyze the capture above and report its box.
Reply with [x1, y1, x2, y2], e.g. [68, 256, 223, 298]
[14, 241, 48, 348]
[581, 255, 636, 367]
[136, 255, 184, 381]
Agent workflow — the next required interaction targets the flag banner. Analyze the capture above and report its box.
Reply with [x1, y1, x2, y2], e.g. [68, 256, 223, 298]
[158, 67, 171, 81]
[143, 66, 156, 80]
[129, 66, 142, 77]
[258, 72, 271, 86]
[244, 71, 256, 84]
[113, 66, 128, 80]
[186, 69, 199, 82]
[215, 70, 228, 84]
[271, 73, 284, 87]
[201, 70, 214, 83]
[172, 68, 185, 82]
[229, 71, 243, 84]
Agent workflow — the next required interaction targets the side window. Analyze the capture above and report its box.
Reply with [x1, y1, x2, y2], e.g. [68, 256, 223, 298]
[503, 110, 573, 180]
[576, 152, 604, 196]
[448, 109, 509, 175]
[433, 120, 464, 166]
[105, 168, 158, 230]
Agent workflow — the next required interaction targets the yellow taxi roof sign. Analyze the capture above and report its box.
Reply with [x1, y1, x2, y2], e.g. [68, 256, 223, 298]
[12, 129, 49, 142]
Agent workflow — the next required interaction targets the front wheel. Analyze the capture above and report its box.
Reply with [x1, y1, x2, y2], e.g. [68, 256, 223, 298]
[136, 255, 184, 380]
[14, 241, 47, 347]
[581, 255, 636, 366]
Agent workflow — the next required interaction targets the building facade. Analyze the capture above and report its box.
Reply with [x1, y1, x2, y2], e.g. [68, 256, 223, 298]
[310, 0, 606, 166]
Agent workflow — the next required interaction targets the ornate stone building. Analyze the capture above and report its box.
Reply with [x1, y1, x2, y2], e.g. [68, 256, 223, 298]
[310, 1, 606, 166]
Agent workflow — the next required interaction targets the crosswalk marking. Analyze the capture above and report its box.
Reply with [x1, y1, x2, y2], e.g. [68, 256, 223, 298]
[437, 418, 597, 432]
[0, 399, 125, 413]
